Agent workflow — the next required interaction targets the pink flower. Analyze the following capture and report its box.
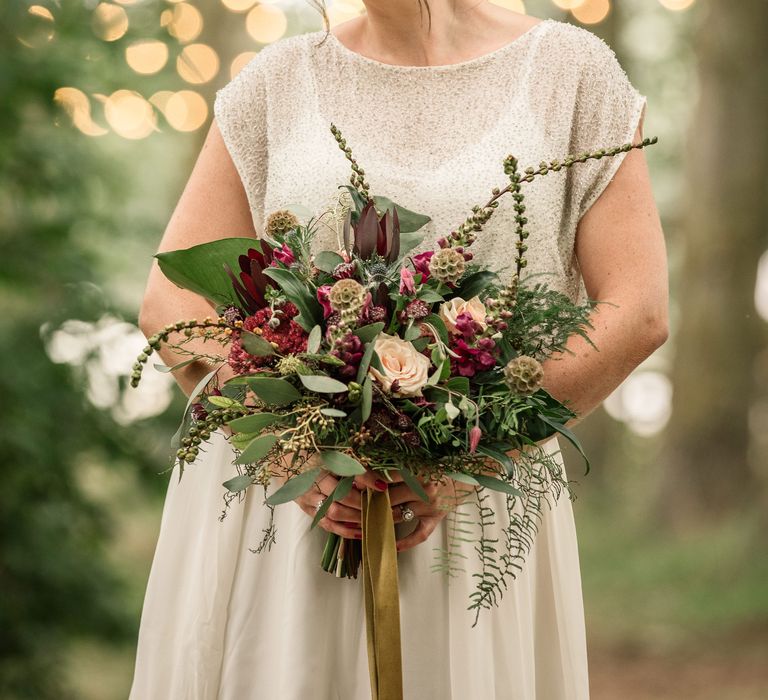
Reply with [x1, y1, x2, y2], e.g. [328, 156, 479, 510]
[272, 242, 295, 266]
[317, 285, 333, 319]
[469, 425, 482, 454]
[451, 338, 497, 377]
[412, 251, 434, 281]
[399, 267, 416, 295]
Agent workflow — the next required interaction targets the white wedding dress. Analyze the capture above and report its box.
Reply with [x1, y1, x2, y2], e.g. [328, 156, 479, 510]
[130, 18, 646, 699]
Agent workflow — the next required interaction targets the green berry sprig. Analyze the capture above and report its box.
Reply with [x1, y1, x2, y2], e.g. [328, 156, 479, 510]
[176, 403, 248, 465]
[330, 123, 371, 202]
[130, 317, 235, 388]
[449, 136, 659, 249]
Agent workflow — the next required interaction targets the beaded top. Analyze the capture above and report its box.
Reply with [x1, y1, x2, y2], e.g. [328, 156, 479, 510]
[213, 18, 647, 303]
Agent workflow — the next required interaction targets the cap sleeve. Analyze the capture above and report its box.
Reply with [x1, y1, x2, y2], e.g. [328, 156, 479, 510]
[213, 54, 269, 226]
[568, 32, 647, 221]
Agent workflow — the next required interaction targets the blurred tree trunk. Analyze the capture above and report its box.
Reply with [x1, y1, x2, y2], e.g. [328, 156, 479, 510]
[658, 0, 768, 523]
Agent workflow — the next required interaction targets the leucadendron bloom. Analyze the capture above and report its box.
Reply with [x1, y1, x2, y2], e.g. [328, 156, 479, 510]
[439, 296, 488, 334]
[369, 333, 431, 397]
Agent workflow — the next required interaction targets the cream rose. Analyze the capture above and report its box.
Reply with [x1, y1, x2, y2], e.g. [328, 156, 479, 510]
[439, 296, 488, 334]
[368, 333, 431, 397]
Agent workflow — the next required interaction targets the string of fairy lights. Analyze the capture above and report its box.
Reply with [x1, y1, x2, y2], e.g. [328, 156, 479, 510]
[31, 0, 695, 140]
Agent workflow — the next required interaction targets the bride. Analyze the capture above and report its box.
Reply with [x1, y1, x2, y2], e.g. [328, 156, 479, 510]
[131, 1, 668, 698]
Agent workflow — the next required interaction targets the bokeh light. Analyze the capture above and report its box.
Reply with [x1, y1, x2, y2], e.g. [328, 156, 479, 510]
[177, 43, 220, 84]
[161, 2, 203, 43]
[246, 4, 287, 44]
[551, 0, 585, 9]
[164, 90, 209, 131]
[658, 0, 696, 9]
[604, 370, 673, 436]
[221, 0, 258, 12]
[231, 51, 257, 78]
[125, 40, 169, 75]
[17, 5, 56, 48]
[54, 87, 108, 137]
[102, 89, 157, 139]
[755, 250, 768, 322]
[571, 0, 610, 24]
[92, 2, 129, 42]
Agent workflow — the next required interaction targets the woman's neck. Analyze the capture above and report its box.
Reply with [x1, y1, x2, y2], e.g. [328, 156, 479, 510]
[333, 1, 538, 68]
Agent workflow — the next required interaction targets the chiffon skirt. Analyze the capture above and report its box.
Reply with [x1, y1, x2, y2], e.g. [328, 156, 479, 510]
[129, 430, 589, 699]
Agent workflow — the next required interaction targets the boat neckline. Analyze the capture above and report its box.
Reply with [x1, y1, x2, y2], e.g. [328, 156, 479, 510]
[323, 18, 555, 72]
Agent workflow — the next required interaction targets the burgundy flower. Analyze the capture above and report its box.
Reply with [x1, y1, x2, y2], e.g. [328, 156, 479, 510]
[469, 425, 482, 454]
[272, 242, 295, 266]
[454, 311, 484, 340]
[399, 267, 416, 295]
[227, 302, 308, 374]
[412, 251, 434, 281]
[331, 333, 365, 378]
[349, 200, 400, 263]
[317, 285, 334, 319]
[224, 240, 276, 314]
[451, 338, 497, 378]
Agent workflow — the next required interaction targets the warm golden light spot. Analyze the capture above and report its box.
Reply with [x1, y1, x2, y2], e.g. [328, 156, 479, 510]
[164, 90, 209, 131]
[489, 0, 526, 12]
[327, 0, 365, 27]
[149, 90, 175, 114]
[246, 4, 287, 44]
[231, 51, 257, 78]
[113, 0, 140, 5]
[658, 0, 695, 10]
[103, 89, 157, 139]
[221, 0, 258, 12]
[29, 5, 54, 21]
[177, 43, 220, 84]
[571, 0, 610, 24]
[552, 0, 585, 8]
[126, 40, 169, 74]
[17, 4, 55, 47]
[92, 3, 129, 42]
[161, 3, 203, 43]
[54, 87, 108, 137]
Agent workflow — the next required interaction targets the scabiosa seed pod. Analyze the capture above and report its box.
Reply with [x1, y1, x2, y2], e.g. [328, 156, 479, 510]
[503, 355, 544, 395]
[405, 299, 430, 320]
[221, 305, 243, 325]
[332, 261, 357, 280]
[428, 248, 466, 285]
[265, 209, 299, 239]
[328, 278, 367, 314]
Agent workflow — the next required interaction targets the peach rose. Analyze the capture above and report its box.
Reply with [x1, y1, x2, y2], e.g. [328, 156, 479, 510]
[439, 296, 487, 334]
[369, 333, 431, 397]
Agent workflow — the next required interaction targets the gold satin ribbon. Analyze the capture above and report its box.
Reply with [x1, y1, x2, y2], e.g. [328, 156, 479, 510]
[361, 487, 403, 700]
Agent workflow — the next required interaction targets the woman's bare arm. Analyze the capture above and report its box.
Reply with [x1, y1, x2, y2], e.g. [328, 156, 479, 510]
[540, 124, 670, 426]
[138, 119, 258, 397]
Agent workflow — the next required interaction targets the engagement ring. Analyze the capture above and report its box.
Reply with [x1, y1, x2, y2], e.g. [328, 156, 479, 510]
[315, 497, 327, 512]
[400, 505, 415, 522]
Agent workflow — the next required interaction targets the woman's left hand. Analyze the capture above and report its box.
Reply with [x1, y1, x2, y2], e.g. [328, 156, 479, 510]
[386, 476, 475, 552]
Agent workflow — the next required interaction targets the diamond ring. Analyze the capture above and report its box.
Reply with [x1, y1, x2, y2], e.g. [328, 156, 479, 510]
[315, 496, 327, 512]
[400, 505, 415, 522]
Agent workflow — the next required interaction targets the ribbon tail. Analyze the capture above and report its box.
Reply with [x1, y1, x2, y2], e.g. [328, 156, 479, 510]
[362, 487, 403, 700]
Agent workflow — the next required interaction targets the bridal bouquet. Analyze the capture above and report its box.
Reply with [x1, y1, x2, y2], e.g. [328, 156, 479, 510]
[130, 126, 657, 633]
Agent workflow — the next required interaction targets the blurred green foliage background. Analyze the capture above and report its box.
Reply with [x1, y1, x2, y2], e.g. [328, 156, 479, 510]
[1, 0, 766, 698]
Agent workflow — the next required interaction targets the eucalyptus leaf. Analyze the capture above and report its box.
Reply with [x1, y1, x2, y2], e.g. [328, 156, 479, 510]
[307, 325, 322, 354]
[446, 376, 470, 395]
[245, 377, 301, 406]
[321, 450, 366, 476]
[354, 322, 385, 344]
[227, 412, 282, 434]
[314, 251, 345, 273]
[153, 357, 198, 373]
[207, 395, 240, 409]
[361, 376, 372, 423]
[230, 431, 259, 451]
[476, 443, 516, 477]
[421, 314, 450, 345]
[299, 374, 349, 394]
[223, 474, 252, 493]
[399, 232, 426, 257]
[356, 342, 375, 384]
[444, 471, 480, 486]
[266, 466, 321, 506]
[373, 195, 431, 233]
[241, 331, 275, 357]
[155, 237, 255, 307]
[454, 271, 500, 300]
[320, 408, 347, 417]
[235, 434, 278, 465]
[538, 414, 591, 475]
